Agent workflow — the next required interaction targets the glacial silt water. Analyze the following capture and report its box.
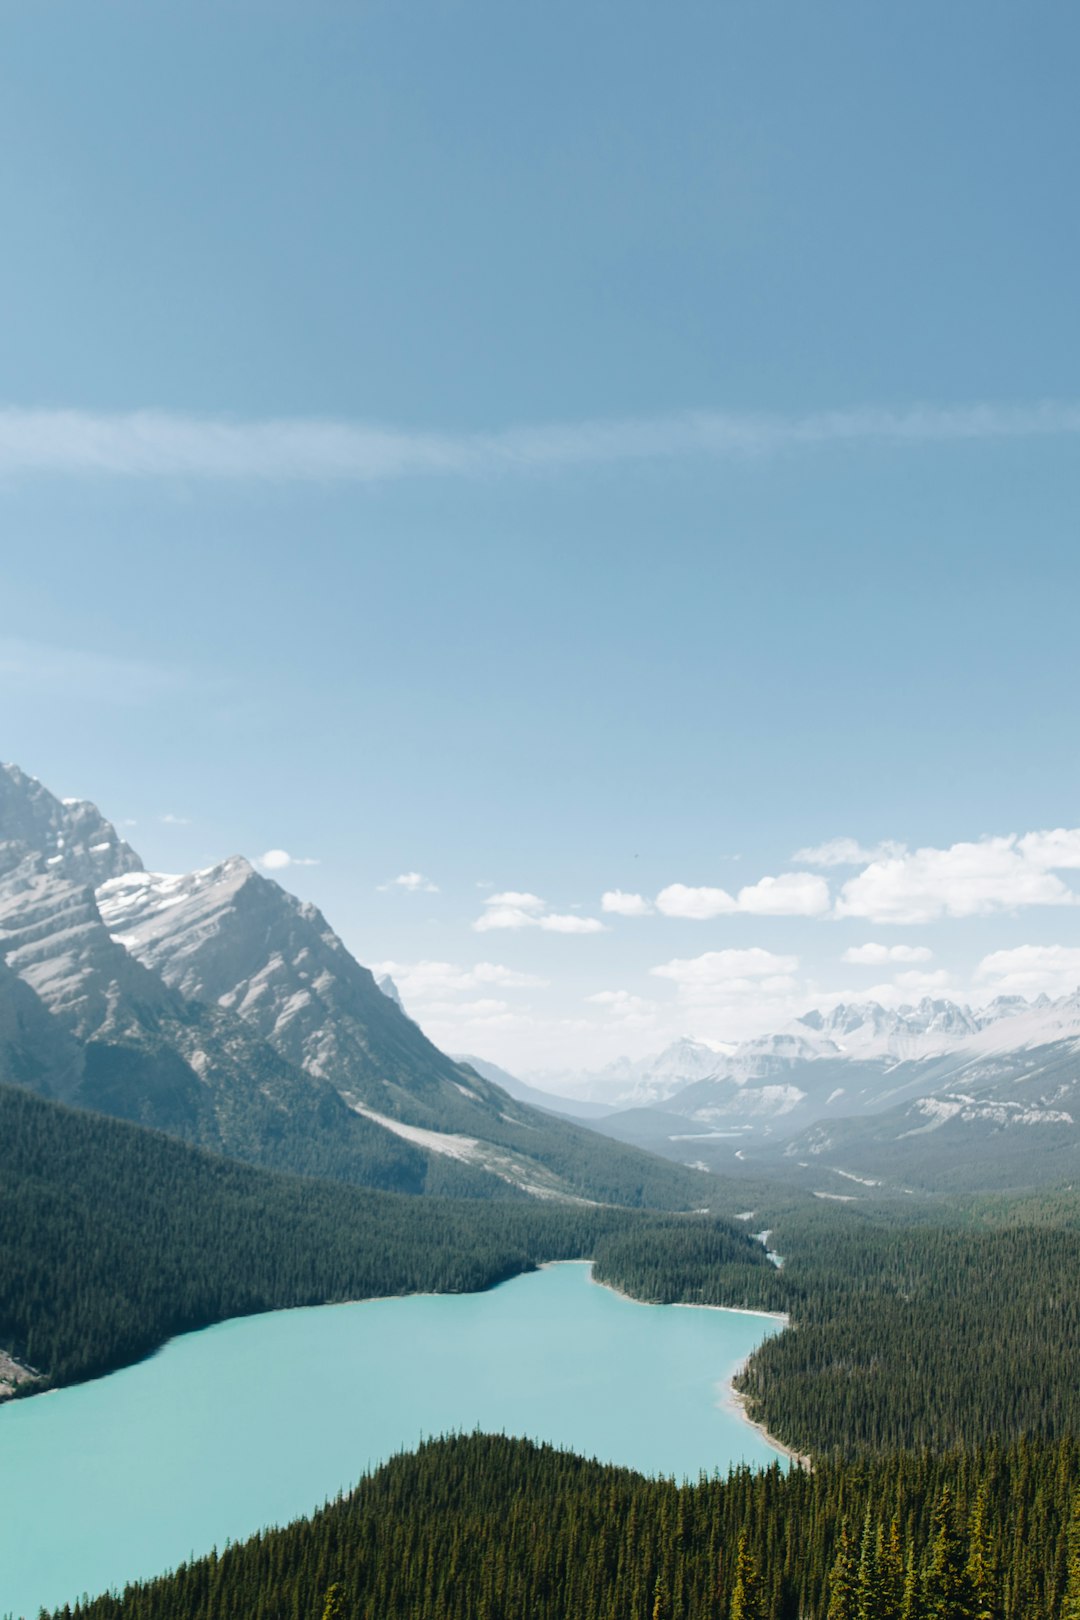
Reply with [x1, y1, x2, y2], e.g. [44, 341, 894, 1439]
[0, 1263, 785, 1617]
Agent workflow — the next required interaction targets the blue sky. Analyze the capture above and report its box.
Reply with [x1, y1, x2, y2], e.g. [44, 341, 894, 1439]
[3, 1, 1080, 1070]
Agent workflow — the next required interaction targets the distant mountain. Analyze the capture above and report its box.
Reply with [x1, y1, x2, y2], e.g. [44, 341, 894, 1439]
[376, 973, 405, 1009]
[0, 764, 713, 1211]
[533, 1038, 734, 1109]
[772, 1000, 1080, 1191]
[539, 995, 1080, 1190]
[453, 1054, 614, 1120]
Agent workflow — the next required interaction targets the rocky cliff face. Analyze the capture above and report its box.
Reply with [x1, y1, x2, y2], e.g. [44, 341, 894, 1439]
[0, 763, 711, 1211]
[96, 856, 521, 1125]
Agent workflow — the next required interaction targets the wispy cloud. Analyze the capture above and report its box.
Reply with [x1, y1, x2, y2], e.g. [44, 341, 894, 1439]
[601, 889, 655, 917]
[834, 831, 1080, 924]
[1, 399, 1079, 483]
[793, 837, 905, 868]
[655, 872, 830, 919]
[841, 942, 934, 965]
[0, 636, 188, 705]
[371, 959, 548, 998]
[377, 871, 439, 893]
[258, 848, 320, 870]
[474, 891, 607, 934]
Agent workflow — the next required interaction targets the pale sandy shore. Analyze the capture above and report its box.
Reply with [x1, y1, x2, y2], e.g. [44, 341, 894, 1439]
[586, 1264, 810, 1470]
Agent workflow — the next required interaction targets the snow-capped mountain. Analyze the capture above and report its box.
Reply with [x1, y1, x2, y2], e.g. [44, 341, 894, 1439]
[533, 1037, 734, 1109]
[542, 995, 1080, 1143]
[0, 763, 711, 1209]
[95, 854, 528, 1123]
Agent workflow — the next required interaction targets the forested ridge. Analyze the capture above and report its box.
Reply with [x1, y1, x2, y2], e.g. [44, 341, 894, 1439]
[46, 1431, 1080, 1620]
[736, 1211, 1080, 1455]
[0, 1082, 774, 1392]
[10, 1083, 1080, 1620]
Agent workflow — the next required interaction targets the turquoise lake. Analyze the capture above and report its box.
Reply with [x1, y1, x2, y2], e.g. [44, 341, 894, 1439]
[0, 1263, 786, 1618]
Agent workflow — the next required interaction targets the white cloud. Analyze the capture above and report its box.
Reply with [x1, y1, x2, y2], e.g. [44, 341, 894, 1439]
[842, 942, 934, 965]
[377, 871, 439, 893]
[474, 904, 543, 932]
[160, 812, 190, 826]
[811, 971, 960, 1011]
[601, 889, 654, 917]
[587, 989, 648, 1009]
[976, 944, 1080, 999]
[371, 959, 547, 1007]
[4, 399, 1080, 483]
[734, 873, 831, 916]
[655, 883, 736, 920]
[538, 913, 607, 935]
[793, 836, 904, 867]
[474, 892, 606, 934]
[891, 968, 954, 995]
[1017, 829, 1080, 870]
[835, 834, 1079, 924]
[584, 990, 659, 1028]
[655, 872, 829, 919]
[258, 848, 320, 870]
[651, 948, 799, 990]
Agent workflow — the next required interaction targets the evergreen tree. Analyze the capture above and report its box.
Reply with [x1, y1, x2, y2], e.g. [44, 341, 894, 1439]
[856, 1509, 884, 1620]
[901, 1549, 926, 1620]
[321, 1585, 347, 1620]
[1062, 1490, 1080, 1620]
[965, 1484, 996, 1620]
[924, 1486, 973, 1620]
[827, 1521, 858, 1620]
[729, 1532, 764, 1620]
[880, 1517, 905, 1620]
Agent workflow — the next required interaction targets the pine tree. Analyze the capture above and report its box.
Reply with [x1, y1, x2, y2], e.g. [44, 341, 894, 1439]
[900, 1545, 925, 1620]
[925, 1486, 974, 1620]
[729, 1531, 765, 1620]
[321, 1583, 347, 1620]
[880, 1517, 905, 1620]
[1062, 1490, 1080, 1620]
[965, 1484, 997, 1620]
[828, 1521, 859, 1620]
[856, 1509, 885, 1620]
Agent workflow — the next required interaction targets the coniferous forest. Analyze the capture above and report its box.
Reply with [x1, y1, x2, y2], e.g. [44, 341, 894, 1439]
[47, 1431, 1080, 1620]
[7, 1077, 1080, 1619]
[0, 1082, 776, 1391]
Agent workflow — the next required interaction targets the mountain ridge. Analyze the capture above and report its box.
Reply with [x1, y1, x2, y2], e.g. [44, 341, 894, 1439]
[0, 764, 714, 1210]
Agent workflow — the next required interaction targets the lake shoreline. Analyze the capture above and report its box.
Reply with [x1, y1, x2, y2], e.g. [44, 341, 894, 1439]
[583, 1264, 807, 1469]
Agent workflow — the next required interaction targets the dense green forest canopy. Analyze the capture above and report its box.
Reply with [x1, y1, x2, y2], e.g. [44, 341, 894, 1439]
[9, 1085, 1080, 1620]
[47, 1431, 1080, 1620]
[0, 1083, 774, 1392]
[6, 1081, 1080, 1466]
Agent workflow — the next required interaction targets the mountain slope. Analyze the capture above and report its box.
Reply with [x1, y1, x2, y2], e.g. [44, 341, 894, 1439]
[1, 765, 715, 1210]
[0, 1081, 778, 1394]
[453, 1053, 614, 1120]
[92, 854, 716, 1205]
[775, 1032, 1080, 1192]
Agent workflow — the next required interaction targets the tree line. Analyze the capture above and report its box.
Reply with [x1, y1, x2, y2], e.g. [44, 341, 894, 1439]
[0, 1082, 773, 1391]
[40, 1430, 1080, 1620]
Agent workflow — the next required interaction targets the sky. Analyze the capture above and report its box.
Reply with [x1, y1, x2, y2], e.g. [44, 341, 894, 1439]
[2, 0, 1080, 1074]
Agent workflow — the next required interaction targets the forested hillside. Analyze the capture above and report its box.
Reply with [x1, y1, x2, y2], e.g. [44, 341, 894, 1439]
[739, 1211, 1080, 1453]
[51, 1431, 1080, 1620]
[586, 1195, 1080, 1458]
[0, 1083, 774, 1393]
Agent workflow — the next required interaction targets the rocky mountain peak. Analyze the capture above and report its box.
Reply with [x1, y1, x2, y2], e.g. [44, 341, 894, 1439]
[0, 763, 142, 885]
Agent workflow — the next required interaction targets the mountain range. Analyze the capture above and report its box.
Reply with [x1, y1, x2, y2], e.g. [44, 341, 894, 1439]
[513, 994, 1080, 1192]
[0, 763, 710, 1210]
